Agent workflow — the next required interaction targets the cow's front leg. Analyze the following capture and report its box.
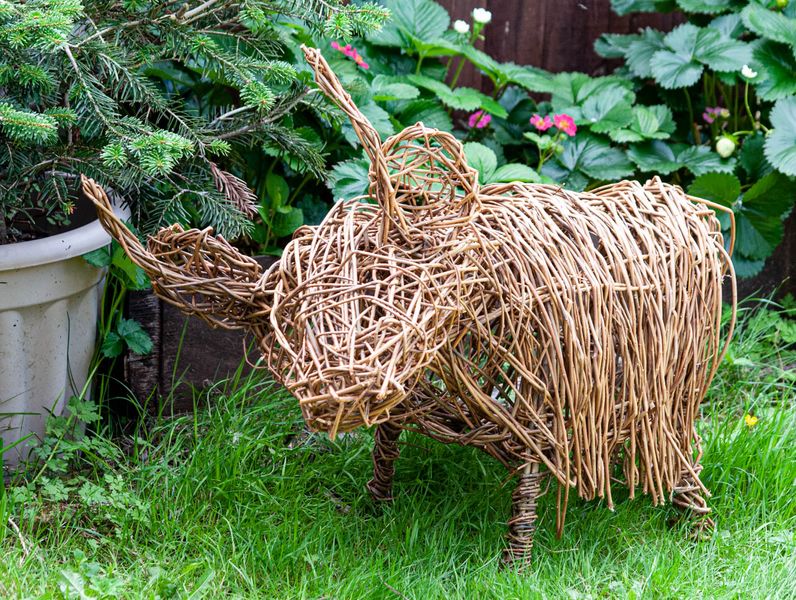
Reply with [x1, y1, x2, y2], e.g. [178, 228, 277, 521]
[673, 469, 714, 537]
[366, 421, 402, 502]
[504, 462, 542, 568]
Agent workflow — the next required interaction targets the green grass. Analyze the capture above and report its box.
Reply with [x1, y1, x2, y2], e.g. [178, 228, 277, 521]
[1, 300, 795, 599]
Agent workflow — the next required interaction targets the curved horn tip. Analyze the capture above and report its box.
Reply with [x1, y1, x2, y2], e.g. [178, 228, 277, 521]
[300, 44, 318, 61]
[80, 175, 108, 206]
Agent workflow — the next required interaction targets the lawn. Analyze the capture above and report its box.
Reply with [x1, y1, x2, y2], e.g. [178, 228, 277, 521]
[1, 299, 794, 599]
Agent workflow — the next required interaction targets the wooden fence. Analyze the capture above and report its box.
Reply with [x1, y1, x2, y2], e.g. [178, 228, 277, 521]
[440, 0, 681, 84]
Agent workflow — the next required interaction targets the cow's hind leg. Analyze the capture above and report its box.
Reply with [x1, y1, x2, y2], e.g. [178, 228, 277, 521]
[366, 422, 402, 502]
[504, 462, 542, 568]
[673, 468, 714, 537]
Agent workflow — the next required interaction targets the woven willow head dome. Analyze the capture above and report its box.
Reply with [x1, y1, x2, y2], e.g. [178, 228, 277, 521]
[83, 45, 736, 567]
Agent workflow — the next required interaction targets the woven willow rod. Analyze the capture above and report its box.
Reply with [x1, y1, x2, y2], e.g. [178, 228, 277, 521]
[83, 45, 737, 567]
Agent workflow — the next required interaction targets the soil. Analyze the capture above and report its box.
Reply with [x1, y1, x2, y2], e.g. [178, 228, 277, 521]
[2, 194, 98, 245]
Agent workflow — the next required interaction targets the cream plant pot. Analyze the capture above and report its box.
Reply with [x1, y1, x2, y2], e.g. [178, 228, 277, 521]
[0, 200, 129, 470]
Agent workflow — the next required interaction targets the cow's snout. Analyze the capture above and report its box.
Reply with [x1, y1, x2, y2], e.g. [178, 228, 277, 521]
[291, 365, 408, 437]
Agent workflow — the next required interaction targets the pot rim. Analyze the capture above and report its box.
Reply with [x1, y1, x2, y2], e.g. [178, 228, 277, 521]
[0, 198, 130, 270]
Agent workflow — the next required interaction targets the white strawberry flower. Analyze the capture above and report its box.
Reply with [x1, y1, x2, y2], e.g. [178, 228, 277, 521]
[453, 19, 470, 34]
[741, 64, 758, 79]
[472, 8, 492, 24]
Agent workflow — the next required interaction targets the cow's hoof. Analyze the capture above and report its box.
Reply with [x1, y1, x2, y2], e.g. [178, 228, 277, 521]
[502, 547, 534, 571]
[687, 515, 715, 540]
[365, 479, 394, 504]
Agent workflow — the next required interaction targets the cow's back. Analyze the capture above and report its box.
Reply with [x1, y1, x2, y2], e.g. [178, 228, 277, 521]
[411, 178, 731, 514]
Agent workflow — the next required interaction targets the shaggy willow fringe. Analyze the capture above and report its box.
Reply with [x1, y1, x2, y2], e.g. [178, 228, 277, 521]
[83, 46, 736, 566]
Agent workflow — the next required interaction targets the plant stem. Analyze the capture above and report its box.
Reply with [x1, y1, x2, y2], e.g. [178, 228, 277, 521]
[733, 84, 740, 132]
[443, 56, 455, 80]
[287, 173, 311, 205]
[449, 57, 466, 88]
[743, 83, 755, 126]
[683, 89, 699, 145]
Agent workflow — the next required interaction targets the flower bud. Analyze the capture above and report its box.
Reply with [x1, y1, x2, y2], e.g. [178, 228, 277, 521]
[741, 64, 758, 79]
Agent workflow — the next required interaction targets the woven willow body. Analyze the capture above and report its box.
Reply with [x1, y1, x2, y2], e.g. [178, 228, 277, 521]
[83, 46, 736, 565]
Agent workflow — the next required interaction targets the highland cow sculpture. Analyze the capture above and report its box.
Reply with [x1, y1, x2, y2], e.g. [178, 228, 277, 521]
[82, 47, 737, 566]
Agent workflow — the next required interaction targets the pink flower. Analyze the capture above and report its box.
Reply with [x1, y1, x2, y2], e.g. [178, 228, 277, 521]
[703, 106, 729, 124]
[553, 113, 577, 136]
[468, 110, 492, 128]
[330, 41, 369, 70]
[530, 114, 553, 131]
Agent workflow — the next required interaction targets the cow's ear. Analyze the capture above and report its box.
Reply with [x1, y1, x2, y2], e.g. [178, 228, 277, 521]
[375, 123, 481, 226]
[302, 46, 480, 239]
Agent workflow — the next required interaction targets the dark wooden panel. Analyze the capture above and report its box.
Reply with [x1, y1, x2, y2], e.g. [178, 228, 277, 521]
[125, 289, 161, 407]
[484, 1, 681, 75]
[157, 303, 260, 414]
[125, 256, 276, 413]
[439, 0, 682, 91]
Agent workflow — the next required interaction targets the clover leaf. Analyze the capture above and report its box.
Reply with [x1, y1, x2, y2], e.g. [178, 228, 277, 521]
[328, 158, 370, 200]
[463, 142, 497, 184]
[609, 105, 675, 143]
[742, 4, 796, 51]
[676, 0, 742, 16]
[752, 41, 796, 102]
[627, 141, 734, 175]
[368, 0, 450, 49]
[610, 0, 677, 16]
[626, 140, 682, 174]
[739, 135, 773, 182]
[594, 32, 640, 59]
[626, 28, 667, 78]
[404, 75, 508, 117]
[650, 24, 705, 89]
[688, 172, 796, 275]
[764, 97, 796, 176]
[370, 76, 420, 101]
[397, 100, 453, 131]
[102, 318, 153, 358]
[490, 163, 541, 184]
[580, 87, 636, 133]
[678, 144, 737, 176]
[548, 73, 633, 108]
[542, 133, 634, 189]
[650, 23, 752, 89]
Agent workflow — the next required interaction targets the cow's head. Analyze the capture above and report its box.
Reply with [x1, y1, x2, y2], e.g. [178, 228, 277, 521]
[247, 48, 485, 437]
[260, 125, 481, 436]
[84, 47, 486, 439]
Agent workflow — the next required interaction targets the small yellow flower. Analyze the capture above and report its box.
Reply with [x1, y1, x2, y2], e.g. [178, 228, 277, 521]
[744, 414, 759, 428]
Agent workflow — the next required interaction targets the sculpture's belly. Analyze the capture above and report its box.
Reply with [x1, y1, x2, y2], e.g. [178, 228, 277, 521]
[404, 180, 729, 504]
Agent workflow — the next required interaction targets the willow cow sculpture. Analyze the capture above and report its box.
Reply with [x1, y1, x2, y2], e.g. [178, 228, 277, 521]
[83, 46, 736, 566]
